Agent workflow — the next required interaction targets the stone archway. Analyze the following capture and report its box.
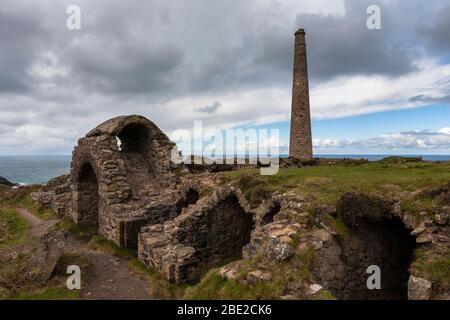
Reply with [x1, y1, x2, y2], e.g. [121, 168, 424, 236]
[331, 193, 416, 300]
[70, 115, 176, 245]
[74, 162, 100, 230]
[197, 194, 254, 268]
[335, 215, 416, 299]
[117, 123, 150, 156]
[176, 188, 200, 215]
[138, 188, 256, 283]
[115, 122, 161, 198]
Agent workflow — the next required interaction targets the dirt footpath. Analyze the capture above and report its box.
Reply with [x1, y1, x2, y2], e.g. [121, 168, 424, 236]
[17, 207, 153, 300]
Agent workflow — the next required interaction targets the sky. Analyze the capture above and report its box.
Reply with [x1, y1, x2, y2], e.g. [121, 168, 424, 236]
[0, 0, 449, 155]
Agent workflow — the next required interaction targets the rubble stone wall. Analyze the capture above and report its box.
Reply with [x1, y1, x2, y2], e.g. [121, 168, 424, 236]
[138, 186, 264, 283]
[69, 115, 177, 244]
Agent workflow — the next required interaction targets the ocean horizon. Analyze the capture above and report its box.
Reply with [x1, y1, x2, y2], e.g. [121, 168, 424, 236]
[1, 154, 449, 185]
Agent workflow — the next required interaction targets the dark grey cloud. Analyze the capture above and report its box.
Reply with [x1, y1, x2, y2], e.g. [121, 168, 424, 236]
[0, 0, 449, 155]
[0, 0, 445, 98]
[297, 0, 420, 82]
[0, 6, 45, 92]
[409, 94, 450, 104]
[70, 42, 184, 95]
[196, 102, 221, 114]
[418, 5, 450, 56]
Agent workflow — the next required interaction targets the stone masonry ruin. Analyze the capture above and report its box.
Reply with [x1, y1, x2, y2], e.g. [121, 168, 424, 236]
[138, 187, 256, 283]
[333, 193, 416, 299]
[71, 115, 179, 247]
[68, 115, 263, 282]
[33, 114, 449, 299]
[31, 28, 449, 298]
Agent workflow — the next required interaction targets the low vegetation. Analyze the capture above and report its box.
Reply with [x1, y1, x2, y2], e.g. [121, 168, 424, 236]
[0, 208, 28, 248]
[184, 245, 316, 300]
[15, 192, 56, 220]
[223, 159, 450, 214]
[8, 286, 80, 300]
[1, 157, 449, 300]
[411, 245, 450, 286]
[0, 185, 56, 220]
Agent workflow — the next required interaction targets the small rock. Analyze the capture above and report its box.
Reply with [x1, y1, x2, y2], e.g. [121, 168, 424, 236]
[247, 270, 271, 284]
[280, 295, 298, 300]
[312, 240, 323, 250]
[266, 237, 294, 261]
[434, 213, 448, 225]
[175, 246, 195, 258]
[219, 264, 239, 280]
[408, 275, 432, 300]
[308, 284, 323, 294]
[411, 224, 426, 236]
[416, 233, 433, 243]
[313, 228, 333, 242]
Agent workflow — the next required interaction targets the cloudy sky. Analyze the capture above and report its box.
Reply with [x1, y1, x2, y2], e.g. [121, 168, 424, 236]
[0, 0, 449, 155]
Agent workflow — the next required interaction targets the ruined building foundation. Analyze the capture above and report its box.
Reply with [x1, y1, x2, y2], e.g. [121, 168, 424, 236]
[67, 115, 271, 283]
[289, 28, 313, 160]
[30, 28, 448, 298]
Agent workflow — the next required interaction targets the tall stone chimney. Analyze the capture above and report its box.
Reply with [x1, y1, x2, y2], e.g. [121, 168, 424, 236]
[289, 28, 313, 160]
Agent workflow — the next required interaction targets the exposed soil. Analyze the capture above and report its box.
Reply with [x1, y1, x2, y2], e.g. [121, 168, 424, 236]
[17, 208, 59, 239]
[16, 207, 153, 300]
[68, 241, 153, 300]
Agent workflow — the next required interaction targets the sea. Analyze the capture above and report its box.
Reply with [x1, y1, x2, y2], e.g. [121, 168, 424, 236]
[0, 154, 449, 185]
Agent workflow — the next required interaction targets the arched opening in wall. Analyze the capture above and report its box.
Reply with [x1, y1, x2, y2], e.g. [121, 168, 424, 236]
[76, 162, 99, 231]
[117, 123, 154, 193]
[117, 123, 149, 155]
[332, 215, 416, 300]
[176, 188, 200, 215]
[197, 195, 254, 268]
[261, 202, 281, 225]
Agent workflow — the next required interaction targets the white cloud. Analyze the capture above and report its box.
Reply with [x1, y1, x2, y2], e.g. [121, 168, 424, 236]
[310, 59, 450, 119]
[0, 0, 449, 155]
[313, 128, 450, 152]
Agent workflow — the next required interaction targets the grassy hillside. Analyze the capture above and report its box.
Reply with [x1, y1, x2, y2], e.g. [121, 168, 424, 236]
[222, 158, 450, 212]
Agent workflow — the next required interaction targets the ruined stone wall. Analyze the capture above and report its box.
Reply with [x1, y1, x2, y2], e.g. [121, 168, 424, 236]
[69, 115, 177, 245]
[310, 192, 450, 300]
[31, 174, 71, 214]
[32, 114, 449, 299]
[138, 186, 260, 283]
[137, 181, 291, 284]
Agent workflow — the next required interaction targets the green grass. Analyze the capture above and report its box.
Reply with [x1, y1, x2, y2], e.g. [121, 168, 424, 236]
[234, 173, 273, 205]
[15, 192, 56, 220]
[8, 286, 80, 300]
[184, 270, 281, 300]
[0, 184, 57, 220]
[329, 215, 349, 236]
[411, 246, 450, 285]
[222, 160, 450, 209]
[185, 245, 315, 300]
[0, 207, 28, 248]
[313, 290, 336, 300]
[52, 217, 97, 240]
[88, 235, 136, 259]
